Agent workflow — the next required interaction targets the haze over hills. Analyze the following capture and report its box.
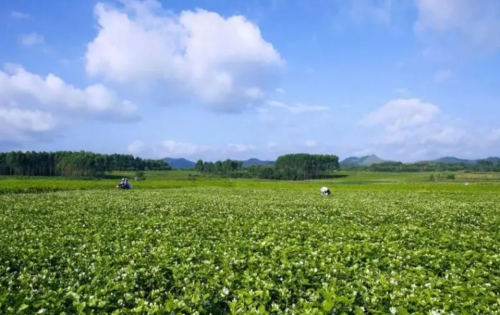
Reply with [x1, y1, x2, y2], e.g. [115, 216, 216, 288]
[420, 156, 500, 164]
[340, 155, 500, 166]
[242, 158, 274, 167]
[163, 157, 274, 169]
[162, 158, 196, 169]
[339, 155, 385, 166]
[163, 154, 500, 169]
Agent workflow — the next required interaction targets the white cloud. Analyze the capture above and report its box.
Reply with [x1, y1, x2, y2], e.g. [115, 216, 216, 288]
[434, 69, 453, 82]
[266, 100, 329, 114]
[85, 0, 284, 113]
[0, 107, 58, 143]
[0, 63, 139, 146]
[275, 88, 286, 94]
[414, 0, 500, 53]
[360, 98, 439, 130]
[0, 108, 56, 132]
[0, 64, 138, 118]
[18, 33, 44, 46]
[360, 98, 500, 160]
[359, 98, 474, 160]
[10, 11, 30, 19]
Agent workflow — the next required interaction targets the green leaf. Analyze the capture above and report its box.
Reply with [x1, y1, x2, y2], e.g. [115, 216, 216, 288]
[18, 304, 29, 312]
[76, 302, 86, 314]
[321, 300, 334, 312]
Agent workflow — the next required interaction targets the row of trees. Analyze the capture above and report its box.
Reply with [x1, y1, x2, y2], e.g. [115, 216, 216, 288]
[194, 159, 244, 174]
[344, 160, 500, 172]
[194, 154, 340, 180]
[0, 151, 170, 177]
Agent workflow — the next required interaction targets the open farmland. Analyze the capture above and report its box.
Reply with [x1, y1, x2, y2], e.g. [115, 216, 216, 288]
[1, 177, 500, 314]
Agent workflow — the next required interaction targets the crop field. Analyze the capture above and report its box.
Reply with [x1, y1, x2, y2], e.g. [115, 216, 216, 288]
[1, 176, 500, 314]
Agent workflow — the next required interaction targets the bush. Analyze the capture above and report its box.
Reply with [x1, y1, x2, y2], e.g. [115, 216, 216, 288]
[134, 171, 146, 181]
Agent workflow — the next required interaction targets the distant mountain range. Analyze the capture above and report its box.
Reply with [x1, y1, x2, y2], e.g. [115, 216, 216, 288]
[163, 158, 196, 169]
[242, 158, 274, 167]
[164, 155, 500, 169]
[163, 157, 274, 169]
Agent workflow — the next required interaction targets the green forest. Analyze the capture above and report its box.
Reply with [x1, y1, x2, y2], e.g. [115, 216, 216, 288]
[195, 153, 340, 180]
[0, 151, 170, 177]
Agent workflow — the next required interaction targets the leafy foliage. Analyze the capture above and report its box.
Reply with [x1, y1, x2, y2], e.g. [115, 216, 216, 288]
[1, 183, 500, 314]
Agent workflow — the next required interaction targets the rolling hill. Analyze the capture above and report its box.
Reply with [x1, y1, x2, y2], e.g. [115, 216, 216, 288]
[340, 154, 385, 167]
[163, 158, 196, 169]
[242, 158, 274, 167]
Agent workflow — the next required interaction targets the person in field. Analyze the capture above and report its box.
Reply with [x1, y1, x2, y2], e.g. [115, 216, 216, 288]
[117, 178, 131, 189]
[320, 186, 331, 196]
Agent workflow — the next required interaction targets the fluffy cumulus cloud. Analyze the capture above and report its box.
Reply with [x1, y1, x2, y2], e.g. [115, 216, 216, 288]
[359, 98, 476, 160]
[0, 63, 139, 147]
[0, 107, 57, 144]
[85, 0, 285, 113]
[414, 0, 500, 53]
[361, 98, 440, 130]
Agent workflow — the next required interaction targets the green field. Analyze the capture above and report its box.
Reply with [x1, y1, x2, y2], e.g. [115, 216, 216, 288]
[1, 172, 500, 314]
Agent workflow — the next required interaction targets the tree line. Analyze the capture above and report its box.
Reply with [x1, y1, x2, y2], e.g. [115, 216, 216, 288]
[342, 160, 500, 172]
[194, 153, 340, 180]
[0, 151, 170, 177]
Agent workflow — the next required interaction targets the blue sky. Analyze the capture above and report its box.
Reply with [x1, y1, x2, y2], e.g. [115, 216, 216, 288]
[1, 0, 499, 162]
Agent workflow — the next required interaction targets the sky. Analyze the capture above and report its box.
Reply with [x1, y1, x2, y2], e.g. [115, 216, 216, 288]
[0, 0, 499, 162]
